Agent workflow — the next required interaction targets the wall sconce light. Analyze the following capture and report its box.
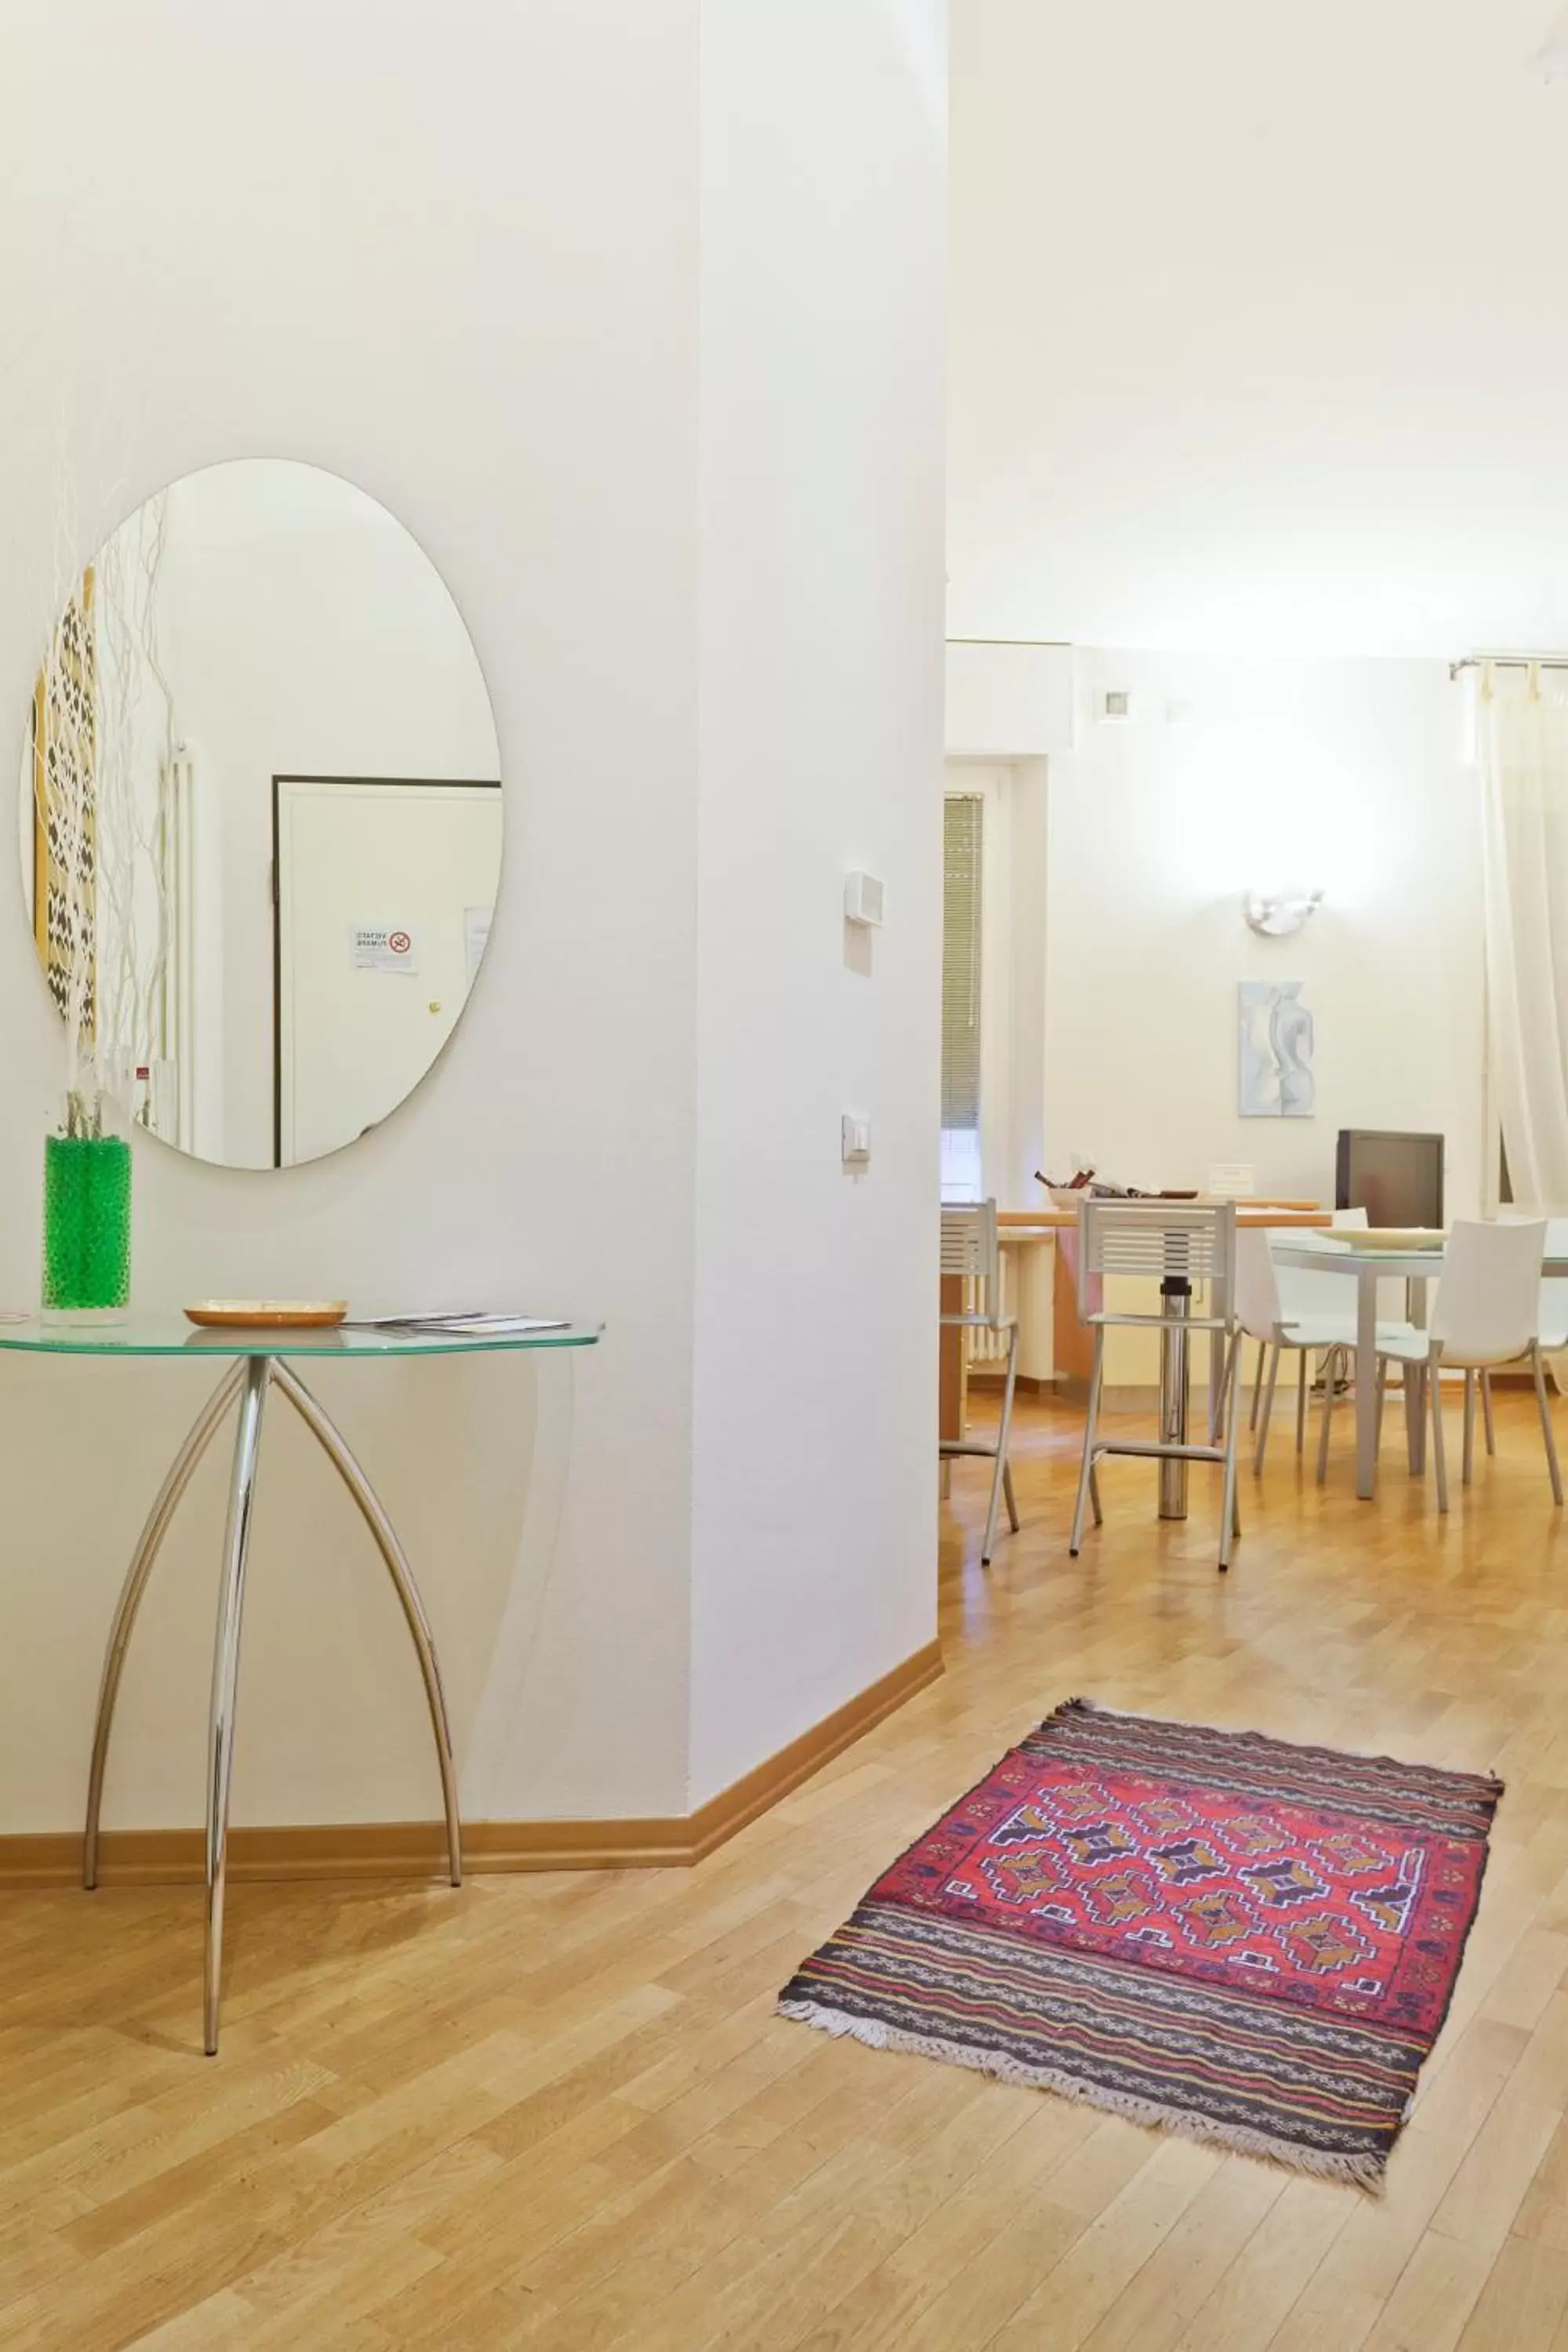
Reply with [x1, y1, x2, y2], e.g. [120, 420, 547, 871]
[1534, 1, 1568, 79]
[1244, 887, 1323, 938]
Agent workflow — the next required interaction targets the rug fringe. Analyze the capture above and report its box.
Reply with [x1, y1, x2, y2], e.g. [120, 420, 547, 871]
[1048, 1697, 1503, 1801]
[775, 1996, 1387, 2194]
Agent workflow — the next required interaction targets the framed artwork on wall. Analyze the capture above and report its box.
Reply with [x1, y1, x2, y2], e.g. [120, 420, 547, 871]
[31, 569, 98, 1038]
[1238, 979, 1314, 1118]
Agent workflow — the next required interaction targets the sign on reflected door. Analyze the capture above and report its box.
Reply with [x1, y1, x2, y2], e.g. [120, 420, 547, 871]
[274, 777, 501, 1165]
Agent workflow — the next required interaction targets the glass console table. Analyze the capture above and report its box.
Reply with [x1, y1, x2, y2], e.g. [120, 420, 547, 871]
[0, 1316, 602, 2053]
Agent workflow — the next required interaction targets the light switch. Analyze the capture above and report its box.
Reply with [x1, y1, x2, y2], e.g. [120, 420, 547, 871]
[841, 1115, 872, 1167]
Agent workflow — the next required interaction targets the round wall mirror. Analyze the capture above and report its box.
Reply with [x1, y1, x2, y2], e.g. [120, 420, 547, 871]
[21, 458, 502, 1169]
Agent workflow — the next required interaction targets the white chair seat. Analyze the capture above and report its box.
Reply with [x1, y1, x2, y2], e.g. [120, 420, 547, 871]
[1281, 1316, 1418, 1348]
[1377, 1332, 1508, 1368]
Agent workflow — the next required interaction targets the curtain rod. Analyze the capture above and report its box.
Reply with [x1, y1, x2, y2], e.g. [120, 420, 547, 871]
[1450, 654, 1568, 681]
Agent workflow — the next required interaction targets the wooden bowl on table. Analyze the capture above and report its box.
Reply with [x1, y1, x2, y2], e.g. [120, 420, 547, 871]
[183, 1301, 349, 1330]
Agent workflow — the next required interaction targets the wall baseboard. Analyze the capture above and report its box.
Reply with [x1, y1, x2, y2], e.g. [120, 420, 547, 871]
[0, 1636, 943, 1890]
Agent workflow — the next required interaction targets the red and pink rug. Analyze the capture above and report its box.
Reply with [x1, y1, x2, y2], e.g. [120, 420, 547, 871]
[779, 1698, 1501, 2188]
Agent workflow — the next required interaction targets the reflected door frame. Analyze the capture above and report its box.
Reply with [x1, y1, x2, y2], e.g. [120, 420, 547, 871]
[270, 773, 502, 1168]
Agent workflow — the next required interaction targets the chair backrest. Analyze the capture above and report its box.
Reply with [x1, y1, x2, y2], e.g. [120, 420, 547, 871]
[1543, 1218, 1568, 1348]
[1234, 1228, 1284, 1340]
[1266, 1214, 1361, 1327]
[941, 1201, 1000, 1307]
[1432, 1220, 1546, 1363]
[1076, 1200, 1237, 1327]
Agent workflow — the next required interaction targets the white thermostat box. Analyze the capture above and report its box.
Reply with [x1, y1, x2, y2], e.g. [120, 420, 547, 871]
[844, 872, 885, 927]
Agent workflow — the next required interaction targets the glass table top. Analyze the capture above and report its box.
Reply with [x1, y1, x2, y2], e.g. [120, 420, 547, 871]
[1272, 1240, 1568, 1276]
[0, 1314, 604, 1359]
[1270, 1243, 1446, 1272]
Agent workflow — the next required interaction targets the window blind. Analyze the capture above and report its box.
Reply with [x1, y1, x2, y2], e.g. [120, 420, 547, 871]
[942, 793, 984, 1145]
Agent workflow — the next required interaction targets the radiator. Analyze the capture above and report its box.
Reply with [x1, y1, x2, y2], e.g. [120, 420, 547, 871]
[965, 1259, 1013, 1366]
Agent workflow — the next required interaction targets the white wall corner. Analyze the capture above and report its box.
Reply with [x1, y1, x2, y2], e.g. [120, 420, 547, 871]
[946, 640, 1076, 757]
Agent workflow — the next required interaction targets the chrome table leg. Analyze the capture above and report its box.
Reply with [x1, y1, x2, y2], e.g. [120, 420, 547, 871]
[205, 1356, 270, 2055]
[85, 1349, 463, 2055]
[273, 1361, 462, 1890]
[1157, 1277, 1191, 1519]
[84, 1362, 246, 1890]
[1352, 1266, 1379, 1499]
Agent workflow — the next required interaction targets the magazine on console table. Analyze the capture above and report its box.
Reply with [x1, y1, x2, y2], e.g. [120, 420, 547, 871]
[340, 1311, 571, 1335]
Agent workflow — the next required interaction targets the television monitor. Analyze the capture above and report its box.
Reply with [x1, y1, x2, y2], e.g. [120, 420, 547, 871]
[1335, 1130, 1444, 1230]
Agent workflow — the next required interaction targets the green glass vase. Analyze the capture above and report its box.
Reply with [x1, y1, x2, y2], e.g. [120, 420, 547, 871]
[42, 1131, 132, 1314]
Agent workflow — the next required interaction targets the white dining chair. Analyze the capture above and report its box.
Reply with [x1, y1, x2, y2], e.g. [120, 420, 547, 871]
[1375, 1220, 1561, 1511]
[939, 1201, 1020, 1566]
[1454, 1210, 1568, 1460]
[1542, 1219, 1568, 1354]
[1246, 1208, 1369, 1450]
[1235, 1225, 1415, 1478]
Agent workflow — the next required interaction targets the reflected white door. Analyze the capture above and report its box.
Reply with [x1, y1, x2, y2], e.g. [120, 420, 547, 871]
[275, 778, 502, 1165]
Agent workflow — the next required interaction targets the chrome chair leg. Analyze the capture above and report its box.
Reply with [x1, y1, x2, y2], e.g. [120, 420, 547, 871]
[1534, 1344, 1564, 1506]
[1295, 1352, 1308, 1454]
[1462, 1369, 1477, 1486]
[1316, 1348, 1339, 1485]
[1069, 1328, 1105, 1555]
[1218, 1330, 1243, 1573]
[1482, 1368, 1497, 1456]
[273, 1362, 463, 1886]
[205, 1357, 270, 2056]
[1429, 1359, 1450, 1513]
[1249, 1339, 1267, 1432]
[982, 1325, 1020, 1565]
[1253, 1343, 1281, 1475]
[84, 1362, 246, 1891]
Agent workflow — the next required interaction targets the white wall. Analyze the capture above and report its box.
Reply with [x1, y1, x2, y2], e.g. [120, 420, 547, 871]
[0, 0, 943, 1842]
[690, 0, 946, 1805]
[0, 0, 705, 1832]
[1044, 651, 1485, 1214]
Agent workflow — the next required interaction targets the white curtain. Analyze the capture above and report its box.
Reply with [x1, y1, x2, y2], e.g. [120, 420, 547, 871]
[1480, 667, 1568, 1210]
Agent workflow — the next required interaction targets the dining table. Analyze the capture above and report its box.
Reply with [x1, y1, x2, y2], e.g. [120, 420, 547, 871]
[1270, 1235, 1568, 1499]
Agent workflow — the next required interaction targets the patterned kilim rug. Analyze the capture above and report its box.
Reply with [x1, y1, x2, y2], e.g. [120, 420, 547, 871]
[779, 1698, 1501, 2188]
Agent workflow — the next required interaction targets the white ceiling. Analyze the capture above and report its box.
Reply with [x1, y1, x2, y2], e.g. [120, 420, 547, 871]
[949, 0, 1568, 655]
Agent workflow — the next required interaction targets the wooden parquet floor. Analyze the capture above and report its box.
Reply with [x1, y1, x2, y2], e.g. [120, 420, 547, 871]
[6, 1388, 1568, 2349]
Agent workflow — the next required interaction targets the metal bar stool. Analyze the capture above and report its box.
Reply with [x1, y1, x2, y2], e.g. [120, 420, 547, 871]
[939, 1201, 1021, 1565]
[1068, 1200, 1244, 1572]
